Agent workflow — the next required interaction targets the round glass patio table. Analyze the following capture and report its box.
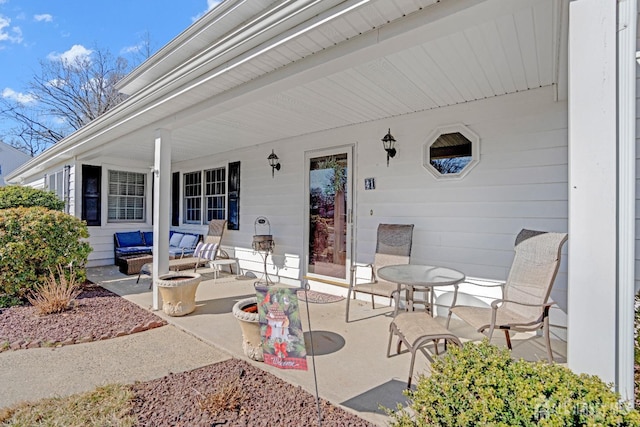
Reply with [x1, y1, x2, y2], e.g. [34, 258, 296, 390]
[377, 264, 465, 315]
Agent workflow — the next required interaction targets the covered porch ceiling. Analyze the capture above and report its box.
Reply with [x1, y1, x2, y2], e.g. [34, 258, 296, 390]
[71, 0, 564, 167]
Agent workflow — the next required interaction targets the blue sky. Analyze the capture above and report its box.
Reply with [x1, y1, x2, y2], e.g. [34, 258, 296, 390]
[0, 0, 220, 104]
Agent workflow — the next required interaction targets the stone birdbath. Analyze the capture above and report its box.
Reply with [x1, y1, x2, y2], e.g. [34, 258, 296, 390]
[156, 272, 202, 316]
[232, 297, 263, 361]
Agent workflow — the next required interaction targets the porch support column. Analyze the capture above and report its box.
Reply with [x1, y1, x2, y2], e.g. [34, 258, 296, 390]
[152, 129, 172, 310]
[615, 0, 636, 402]
[567, 0, 634, 396]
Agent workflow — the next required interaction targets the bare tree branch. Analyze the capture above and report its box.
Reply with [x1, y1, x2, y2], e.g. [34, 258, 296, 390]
[0, 44, 132, 156]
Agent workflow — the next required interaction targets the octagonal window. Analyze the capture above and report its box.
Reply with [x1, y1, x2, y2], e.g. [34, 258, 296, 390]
[423, 124, 479, 180]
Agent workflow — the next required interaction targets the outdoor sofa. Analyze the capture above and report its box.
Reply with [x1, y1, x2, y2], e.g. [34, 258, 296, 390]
[113, 230, 202, 265]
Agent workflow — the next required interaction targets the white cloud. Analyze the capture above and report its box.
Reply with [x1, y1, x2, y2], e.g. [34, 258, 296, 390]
[208, 0, 222, 10]
[47, 44, 93, 64]
[121, 41, 144, 55]
[34, 14, 53, 23]
[2, 88, 36, 104]
[0, 15, 24, 44]
[192, 0, 222, 22]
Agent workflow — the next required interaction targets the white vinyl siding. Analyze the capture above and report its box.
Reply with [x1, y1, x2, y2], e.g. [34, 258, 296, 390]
[107, 170, 145, 222]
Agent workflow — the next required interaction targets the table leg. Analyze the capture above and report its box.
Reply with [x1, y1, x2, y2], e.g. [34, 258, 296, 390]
[429, 286, 434, 317]
[406, 285, 414, 312]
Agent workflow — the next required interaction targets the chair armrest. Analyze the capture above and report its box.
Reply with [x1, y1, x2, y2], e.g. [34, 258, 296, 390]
[488, 300, 555, 326]
[351, 263, 376, 283]
[448, 280, 504, 312]
[350, 263, 373, 271]
[490, 299, 555, 309]
[464, 280, 505, 289]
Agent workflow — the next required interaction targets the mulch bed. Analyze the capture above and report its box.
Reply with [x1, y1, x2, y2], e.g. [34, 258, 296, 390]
[129, 358, 376, 426]
[0, 283, 166, 351]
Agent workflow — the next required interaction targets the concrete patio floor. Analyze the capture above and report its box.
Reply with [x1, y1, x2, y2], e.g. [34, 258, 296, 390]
[89, 265, 567, 426]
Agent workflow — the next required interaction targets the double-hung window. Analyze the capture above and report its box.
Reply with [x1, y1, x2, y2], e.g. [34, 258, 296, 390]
[48, 170, 65, 200]
[205, 168, 226, 221]
[183, 167, 226, 224]
[108, 170, 145, 222]
[183, 171, 202, 224]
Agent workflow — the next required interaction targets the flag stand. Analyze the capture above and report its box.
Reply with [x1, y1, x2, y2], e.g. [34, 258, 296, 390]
[302, 282, 323, 426]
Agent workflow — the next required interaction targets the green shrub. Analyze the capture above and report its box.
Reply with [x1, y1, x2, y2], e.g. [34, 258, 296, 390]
[389, 340, 640, 427]
[0, 207, 91, 307]
[0, 186, 64, 211]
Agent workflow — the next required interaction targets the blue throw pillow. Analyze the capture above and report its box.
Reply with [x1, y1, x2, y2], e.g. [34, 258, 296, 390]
[142, 231, 153, 246]
[115, 231, 144, 248]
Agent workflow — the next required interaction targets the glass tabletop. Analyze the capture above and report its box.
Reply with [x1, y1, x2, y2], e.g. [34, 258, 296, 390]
[377, 264, 465, 288]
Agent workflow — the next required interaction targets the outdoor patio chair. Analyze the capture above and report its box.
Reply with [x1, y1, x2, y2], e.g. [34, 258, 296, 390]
[138, 219, 239, 284]
[447, 229, 568, 362]
[345, 223, 414, 322]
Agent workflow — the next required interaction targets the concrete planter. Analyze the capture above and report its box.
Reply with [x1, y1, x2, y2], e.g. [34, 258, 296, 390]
[232, 297, 263, 361]
[156, 272, 202, 316]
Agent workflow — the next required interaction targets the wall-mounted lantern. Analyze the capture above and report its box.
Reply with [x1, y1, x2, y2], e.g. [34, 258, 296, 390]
[268, 149, 281, 178]
[381, 128, 396, 167]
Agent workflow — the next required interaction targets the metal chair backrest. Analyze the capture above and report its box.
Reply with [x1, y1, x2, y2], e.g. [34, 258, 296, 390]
[373, 224, 414, 276]
[503, 229, 568, 320]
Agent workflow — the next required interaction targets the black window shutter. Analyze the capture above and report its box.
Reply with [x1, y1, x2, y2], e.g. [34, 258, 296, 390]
[227, 161, 240, 230]
[171, 172, 180, 226]
[82, 165, 101, 226]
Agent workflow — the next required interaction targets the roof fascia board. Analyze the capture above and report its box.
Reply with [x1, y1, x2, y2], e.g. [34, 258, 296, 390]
[118, 0, 333, 102]
[123, 0, 368, 116]
[116, 0, 249, 92]
[118, 0, 322, 95]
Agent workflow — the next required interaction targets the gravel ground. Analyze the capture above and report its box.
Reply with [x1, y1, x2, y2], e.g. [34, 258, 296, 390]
[0, 284, 377, 426]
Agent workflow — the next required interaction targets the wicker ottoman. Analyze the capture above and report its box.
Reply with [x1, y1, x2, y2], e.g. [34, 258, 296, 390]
[118, 254, 154, 275]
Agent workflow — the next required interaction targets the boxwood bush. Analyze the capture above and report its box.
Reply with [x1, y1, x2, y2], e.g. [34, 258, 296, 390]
[389, 340, 640, 426]
[0, 207, 91, 307]
[0, 186, 64, 211]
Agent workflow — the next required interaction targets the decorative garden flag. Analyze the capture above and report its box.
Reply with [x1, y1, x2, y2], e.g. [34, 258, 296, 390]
[255, 286, 308, 370]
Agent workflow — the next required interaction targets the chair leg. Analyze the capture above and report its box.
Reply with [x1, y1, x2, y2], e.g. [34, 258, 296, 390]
[371, 294, 376, 309]
[345, 286, 353, 323]
[503, 329, 512, 350]
[386, 328, 394, 357]
[407, 349, 417, 388]
[544, 317, 553, 363]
